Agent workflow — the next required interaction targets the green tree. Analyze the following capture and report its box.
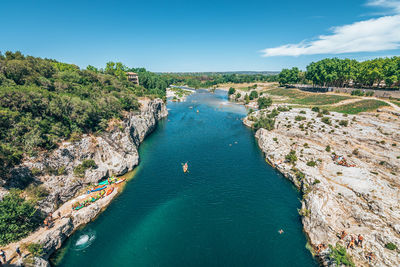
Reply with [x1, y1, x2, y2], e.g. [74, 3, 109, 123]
[244, 94, 250, 104]
[249, 90, 258, 100]
[285, 150, 297, 164]
[278, 67, 300, 85]
[0, 191, 41, 245]
[257, 97, 272, 109]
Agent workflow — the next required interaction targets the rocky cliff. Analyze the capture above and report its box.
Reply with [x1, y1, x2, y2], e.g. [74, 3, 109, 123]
[7, 99, 167, 213]
[247, 107, 400, 266]
[2, 98, 167, 266]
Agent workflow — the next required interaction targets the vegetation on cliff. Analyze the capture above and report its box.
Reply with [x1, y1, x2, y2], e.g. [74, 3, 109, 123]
[0, 51, 167, 180]
[0, 190, 42, 245]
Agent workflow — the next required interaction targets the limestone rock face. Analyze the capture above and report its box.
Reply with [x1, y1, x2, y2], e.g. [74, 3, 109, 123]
[2, 99, 167, 266]
[250, 107, 400, 267]
[7, 99, 167, 213]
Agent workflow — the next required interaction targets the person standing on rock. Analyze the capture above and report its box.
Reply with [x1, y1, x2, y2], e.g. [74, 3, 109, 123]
[0, 249, 6, 263]
[357, 234, 363, 247]
[347, 236, 355, 249]
[16, 247, 21, 257]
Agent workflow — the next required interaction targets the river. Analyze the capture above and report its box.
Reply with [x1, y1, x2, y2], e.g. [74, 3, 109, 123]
[54, 90, 317, 266]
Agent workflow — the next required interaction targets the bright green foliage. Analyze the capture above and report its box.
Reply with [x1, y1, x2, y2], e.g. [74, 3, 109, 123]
[0, 51, 167, 178]
[267, 88, 350, 105]
[385, 242, 397, 250]
[25, 243, 44, 257]
[321, 117, 331, 125]
[278, 67, 301, 85]
[306, 161, 317, 167]
[328, 244, 355, 267]
[285, 150, 297, 164]
[252, 117, 275, 131]
[0, 190, 42, 245]
[249, 90, 258, 100]
[306, 57, 400, 88]
[329, 100, 389, 114]
[295, 116, 306, 121]
[257, 97, 272, 109]
[73, 159, 97, 177]
[160, 72, 278, 89]
[25, 184, 49, 203]
[351, 89, 364, 96]
[244, 94, 250, 104]
[228, 87, 235, 95]
[253, 109, 279, 130]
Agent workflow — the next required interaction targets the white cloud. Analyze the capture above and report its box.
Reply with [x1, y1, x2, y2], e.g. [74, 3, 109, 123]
[261, 1, 400, 57]
[366, 0, 400, 13]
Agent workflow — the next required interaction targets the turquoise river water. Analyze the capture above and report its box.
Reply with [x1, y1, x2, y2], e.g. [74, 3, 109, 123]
[55, 90, 317, 266]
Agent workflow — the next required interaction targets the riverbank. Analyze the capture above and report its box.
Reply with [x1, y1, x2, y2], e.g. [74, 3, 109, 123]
[167, 87, 195, 102]
[55, 89, 316, 267]
[244, 103, 400, 266]
[1, 99, 168, 266]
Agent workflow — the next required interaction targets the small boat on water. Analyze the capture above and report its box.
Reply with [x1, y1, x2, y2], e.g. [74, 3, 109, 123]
[183, 162, 188, 173]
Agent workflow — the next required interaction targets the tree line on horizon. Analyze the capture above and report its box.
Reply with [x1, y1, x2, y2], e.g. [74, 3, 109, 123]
[160, 72, 278, 89]
[278, 57, 400, 89]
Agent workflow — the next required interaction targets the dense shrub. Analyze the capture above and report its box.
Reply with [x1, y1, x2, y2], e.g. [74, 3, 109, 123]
[328, 244, 355, 267]
[321, 117, 331, 125]
[311, 106, 320, 112]
[306, 161, 317, 167]
[257, 97, 272, 109]
[295, 116, 306, 121]
[249, 90, 258, 100]
[277, 106, 290, 112]
[23, 242, 44, 257]
[73, 159, 98, 177]
[285, 150, 297, 164]
[351, 89, 365, 96]
[228, 87, 235, 95]
[253, 117, 275, 131]
[0, 190, 42, 245]
[0, 51, 167, 178]
[385, 242, 397, 250]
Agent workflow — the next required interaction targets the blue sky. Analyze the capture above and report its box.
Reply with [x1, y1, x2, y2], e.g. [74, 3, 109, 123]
[1, 0, 399, 72]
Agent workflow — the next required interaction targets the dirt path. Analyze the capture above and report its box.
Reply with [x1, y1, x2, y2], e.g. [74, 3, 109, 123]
[329, 96, 400, 112]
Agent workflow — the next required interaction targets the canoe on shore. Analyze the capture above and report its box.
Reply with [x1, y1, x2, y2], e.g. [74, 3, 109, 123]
[90, 185, 107, 193]
[106, 187, 114, 196]
[115, 178, 126, 185]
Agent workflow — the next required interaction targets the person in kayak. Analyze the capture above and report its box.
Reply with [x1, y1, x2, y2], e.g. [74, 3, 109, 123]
[183, 162, 188, 173]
